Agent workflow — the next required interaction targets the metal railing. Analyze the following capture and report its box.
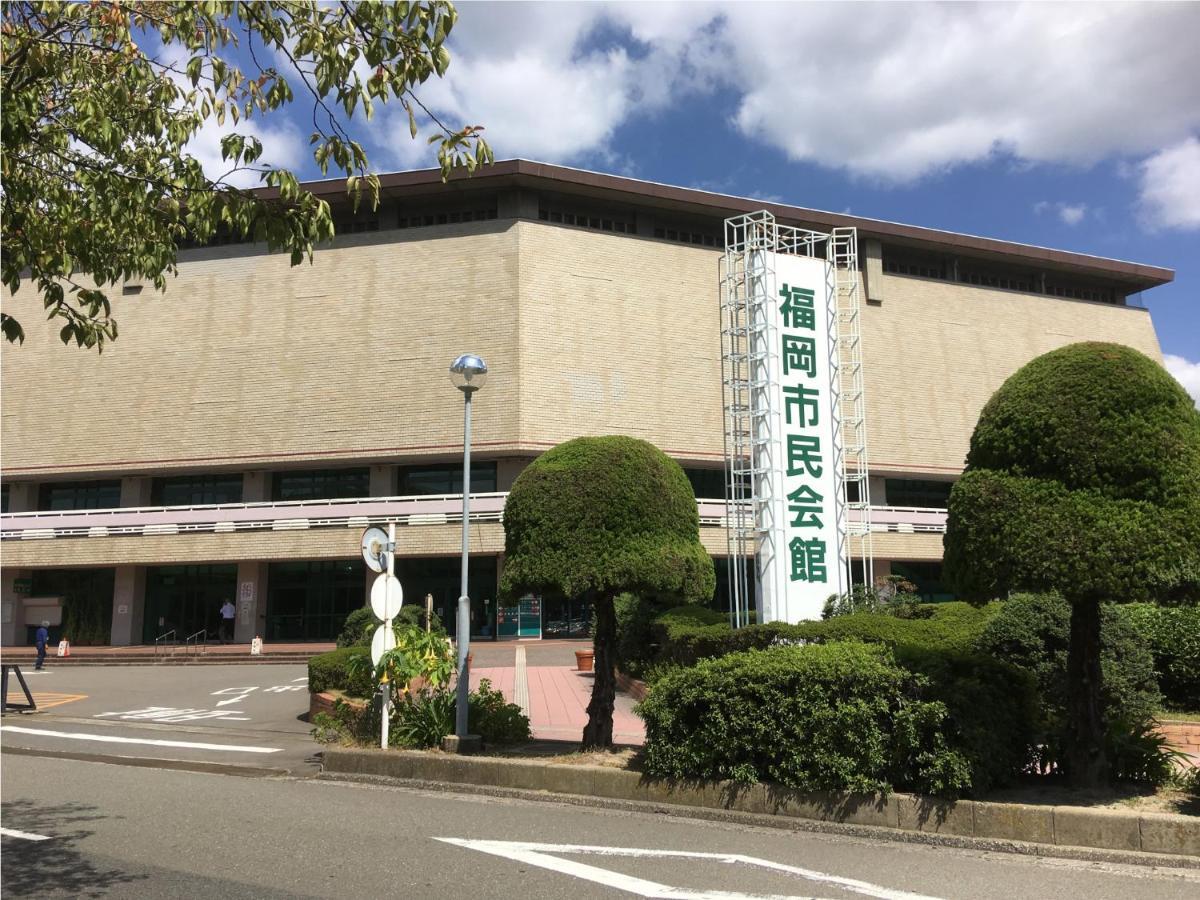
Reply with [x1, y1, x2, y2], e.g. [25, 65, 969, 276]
[153, 630, 176, 658]
[0, 494, 948, 540]
[0, 492, 508, 541]
[184, 628, 207, 657]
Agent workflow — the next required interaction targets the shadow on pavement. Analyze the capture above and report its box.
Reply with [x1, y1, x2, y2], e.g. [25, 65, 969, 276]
[1, 799, 147, 898]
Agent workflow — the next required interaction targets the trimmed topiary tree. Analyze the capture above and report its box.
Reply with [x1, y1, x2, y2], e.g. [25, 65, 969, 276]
[944, 342, 1200, 787]
[501, 436, 715, 749]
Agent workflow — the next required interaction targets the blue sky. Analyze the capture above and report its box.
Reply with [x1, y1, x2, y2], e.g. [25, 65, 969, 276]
[191, 2, 1200, 401]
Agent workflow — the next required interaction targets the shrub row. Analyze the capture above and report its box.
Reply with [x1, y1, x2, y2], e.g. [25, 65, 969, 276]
[639, 643, 979, 797]
[649, 601, 998, 669]
[973, 593, 1161, 736]
[640, 603, 1034, 795]
[308, 646, 374, 698]
[1119, 603, 1200, 711]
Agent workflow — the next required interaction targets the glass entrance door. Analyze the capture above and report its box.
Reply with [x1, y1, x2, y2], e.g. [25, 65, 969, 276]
[143, 565, 238, 644]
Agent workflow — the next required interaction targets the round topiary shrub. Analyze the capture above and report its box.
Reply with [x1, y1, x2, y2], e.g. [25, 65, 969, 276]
[944, 342, 1200, 785]
[502, 436, 714, 748]
[638, 642, 974, 797]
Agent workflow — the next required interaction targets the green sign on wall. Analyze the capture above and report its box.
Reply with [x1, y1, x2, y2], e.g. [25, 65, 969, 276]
[13, 578, 32, 595]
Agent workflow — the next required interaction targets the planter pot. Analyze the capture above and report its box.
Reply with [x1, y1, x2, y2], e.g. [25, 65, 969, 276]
[575, 649, 595, 672]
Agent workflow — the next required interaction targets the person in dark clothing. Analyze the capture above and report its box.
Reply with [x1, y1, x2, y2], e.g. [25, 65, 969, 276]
[35, 620, 49, 670]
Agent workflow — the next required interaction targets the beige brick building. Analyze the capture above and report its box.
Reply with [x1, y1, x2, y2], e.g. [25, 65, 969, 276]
[0, 161, 1170, 646]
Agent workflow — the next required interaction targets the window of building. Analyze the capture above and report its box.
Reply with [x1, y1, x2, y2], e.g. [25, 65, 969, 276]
[396, 198, 499, 230]
[1, 483, 9, 514]
[31, 567, 117, 645]
[266, 559, 365, 641]
[889, 561, 953, 602]
[538, 204, 635, 235]
[683, 468, 728, 500]
[143, 564, 237, 644]
[882, 245, 1123, 305]
[38, 480, 122, 511]
[271, 468, 370, 502]
[884, 478, 953, 509]
[152, 474, 244, 507]
[397, 462, 497, 496]
[652, 225, 719, 247]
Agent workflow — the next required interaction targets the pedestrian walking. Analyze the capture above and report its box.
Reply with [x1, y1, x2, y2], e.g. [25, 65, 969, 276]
[219, 599, 236, 643]
[35, 620, 49, 670]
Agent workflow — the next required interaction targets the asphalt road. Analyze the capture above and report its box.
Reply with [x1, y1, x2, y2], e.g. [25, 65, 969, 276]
[2, 664, 317, 773]
[3, 754, 1199, 899]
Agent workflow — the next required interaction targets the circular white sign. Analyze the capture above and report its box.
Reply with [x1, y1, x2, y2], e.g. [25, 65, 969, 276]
[370, 622, 397, 667]
[370, 574, 403, 621]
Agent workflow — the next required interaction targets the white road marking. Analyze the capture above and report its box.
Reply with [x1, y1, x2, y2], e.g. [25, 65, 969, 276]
[2, 726, 282, 754]
[436, 839, 944, 900]
[212, 686, 258, 706]
[263, 684, 306, 693]
[291, 677, 309, 683]
[95, 706, 250, 723]
[0, 827, 52, 842]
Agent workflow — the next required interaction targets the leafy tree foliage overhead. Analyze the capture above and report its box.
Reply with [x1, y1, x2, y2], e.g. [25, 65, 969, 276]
[1, 0, 491, 350]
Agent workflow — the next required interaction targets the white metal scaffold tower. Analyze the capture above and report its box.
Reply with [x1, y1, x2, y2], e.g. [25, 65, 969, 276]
[719, 213, 872, 627]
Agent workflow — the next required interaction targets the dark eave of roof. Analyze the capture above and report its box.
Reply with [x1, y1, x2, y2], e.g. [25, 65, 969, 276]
[290, 159, 1174, 292]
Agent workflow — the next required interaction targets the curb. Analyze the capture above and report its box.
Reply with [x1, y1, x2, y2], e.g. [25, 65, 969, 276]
[321, 748, 1200, 865]
[1, 744, 292, 778]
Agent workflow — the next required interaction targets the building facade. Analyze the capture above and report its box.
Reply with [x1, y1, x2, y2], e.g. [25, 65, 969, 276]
[0, 160, 1171, 645]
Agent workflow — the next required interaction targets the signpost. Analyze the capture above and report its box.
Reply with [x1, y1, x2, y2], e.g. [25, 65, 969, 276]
[362, 523, 402, 749]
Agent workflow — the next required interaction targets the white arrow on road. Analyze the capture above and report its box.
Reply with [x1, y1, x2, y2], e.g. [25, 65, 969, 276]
[212, 686, 258, 707]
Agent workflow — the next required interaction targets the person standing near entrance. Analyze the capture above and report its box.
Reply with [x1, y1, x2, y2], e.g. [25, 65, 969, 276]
[35, 620, 49, 670]
[219, 599, 236, 643]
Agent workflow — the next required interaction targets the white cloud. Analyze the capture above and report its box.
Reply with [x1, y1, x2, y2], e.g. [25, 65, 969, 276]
[381, 2, 1199, 186]
[1057, 204, 1087, 226]
[1164, 354, 1200, 409]
[1137, 137, 1200, 231]
[1033, 200, 1089, 225]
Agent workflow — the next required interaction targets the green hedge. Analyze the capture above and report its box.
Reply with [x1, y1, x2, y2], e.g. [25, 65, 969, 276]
[644, 602, 1033, 793]
[1120, 603, 1200, 711]
[639, 643, 976, 797]
[650, 602, 998, 669]
[308, 647, 373, 698]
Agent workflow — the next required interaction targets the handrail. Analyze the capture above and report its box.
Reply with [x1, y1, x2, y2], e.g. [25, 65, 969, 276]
[154, 629, 176, 657]
[184, 628, 207, 657]
[0, 491, 512, 523]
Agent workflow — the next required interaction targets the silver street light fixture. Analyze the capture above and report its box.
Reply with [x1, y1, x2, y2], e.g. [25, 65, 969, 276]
[449, 353, 487, 746]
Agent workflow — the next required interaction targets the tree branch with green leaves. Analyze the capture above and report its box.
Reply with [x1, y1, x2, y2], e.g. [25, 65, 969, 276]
[1, 0, 492, 350]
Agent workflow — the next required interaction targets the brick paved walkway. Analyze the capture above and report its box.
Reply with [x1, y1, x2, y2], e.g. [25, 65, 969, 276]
[469, 645, 645, 745]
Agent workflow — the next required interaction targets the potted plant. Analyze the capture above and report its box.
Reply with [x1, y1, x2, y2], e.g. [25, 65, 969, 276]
[574, 648, 594, 672]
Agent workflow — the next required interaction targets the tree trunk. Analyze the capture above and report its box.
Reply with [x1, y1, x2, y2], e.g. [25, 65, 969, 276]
[1065, 598, 1108, 788]
[582, 592, 616, 750]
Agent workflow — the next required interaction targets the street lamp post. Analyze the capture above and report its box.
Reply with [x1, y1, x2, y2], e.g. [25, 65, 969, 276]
[449, 353, 487, 744]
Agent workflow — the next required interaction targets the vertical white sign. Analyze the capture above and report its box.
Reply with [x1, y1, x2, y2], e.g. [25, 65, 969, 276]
[757, 253, 845, 622]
